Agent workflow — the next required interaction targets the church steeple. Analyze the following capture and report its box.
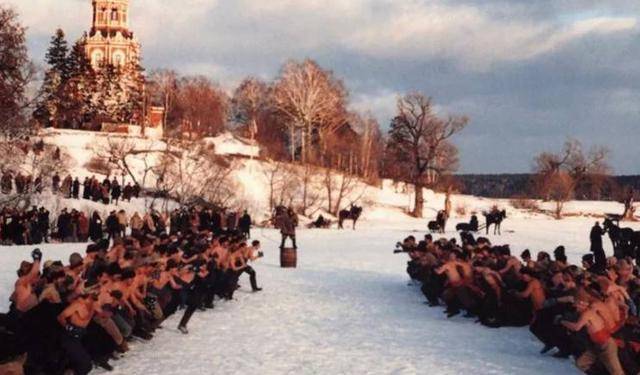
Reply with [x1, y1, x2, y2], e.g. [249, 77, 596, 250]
[84, 0, 139, 68]
[92, 0, 130, 33]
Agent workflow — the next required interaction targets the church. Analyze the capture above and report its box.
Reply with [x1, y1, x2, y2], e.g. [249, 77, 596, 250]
[84, 0, 140, 69]
[82, 0, 164, 138]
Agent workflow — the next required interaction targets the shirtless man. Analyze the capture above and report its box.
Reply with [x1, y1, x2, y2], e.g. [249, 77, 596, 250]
[13, 249, 42, 314]
[499, 252, 522, 278]
[436, 252, 462, 284]
[177, 260, 209, 334]
[436, 252, 464, 316]
[240, 240, 263, 292]
[515, 269, 546, 312]
[58, 288, 103, 375]
[562, 298, 625, 375]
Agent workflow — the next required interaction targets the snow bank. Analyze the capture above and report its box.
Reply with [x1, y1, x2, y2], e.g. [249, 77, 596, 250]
[202, 132, 260, 158]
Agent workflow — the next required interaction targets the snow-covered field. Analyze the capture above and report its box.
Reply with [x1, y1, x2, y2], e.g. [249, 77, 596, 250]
[2, 129, 638, 373]
[3, 215, 639, 374]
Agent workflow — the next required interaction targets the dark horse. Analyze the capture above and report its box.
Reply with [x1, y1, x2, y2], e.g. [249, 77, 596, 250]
[456, 215, 479, 232]
[338, 205, 363, 230]
[483, 210, 507, 235]
[603, 218, 640, 260]
[428, 211, 447, 234]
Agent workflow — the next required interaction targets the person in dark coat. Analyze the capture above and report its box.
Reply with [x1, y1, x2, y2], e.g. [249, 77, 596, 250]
[111, 180, 121, 205]
[102, 176, 111, 193]
[132, 183, 140, 198]
[72, 178, 80, 199]
[57, 209, 72, 242]
[52, 174, 60, 194]
[239, 210, 252, 239]
[105, 211, 120, 241]
[89, 211, 103, 242]
[29, 217, 43, 244]
[226, 211, 238, 234]
[276, 207, 297, 249]
[122, 183, 133, 202]
[82, 177, 91, 200]
[590, 221, 606, 273]
[38, 207, 50, 243]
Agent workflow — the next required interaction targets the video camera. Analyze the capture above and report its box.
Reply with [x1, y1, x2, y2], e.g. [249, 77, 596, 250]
[393, 242, 414, 254]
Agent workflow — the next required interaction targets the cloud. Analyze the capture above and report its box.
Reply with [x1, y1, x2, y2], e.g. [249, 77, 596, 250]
[345, 3, 637, 70]
[350, 90, 399, 124]
[5, 0, 640, 173]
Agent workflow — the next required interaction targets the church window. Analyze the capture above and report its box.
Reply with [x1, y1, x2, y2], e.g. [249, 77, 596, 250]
[111, 9, 118, 21]
[92, 50, 104, 67]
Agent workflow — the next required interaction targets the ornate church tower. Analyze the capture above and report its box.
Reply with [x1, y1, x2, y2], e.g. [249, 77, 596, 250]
[83, 0, 140, 68]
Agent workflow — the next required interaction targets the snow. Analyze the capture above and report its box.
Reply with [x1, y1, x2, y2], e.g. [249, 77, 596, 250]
[3, 129, 639, 373]
[202, 133, 260, 158]
[3, 214, 640, 374]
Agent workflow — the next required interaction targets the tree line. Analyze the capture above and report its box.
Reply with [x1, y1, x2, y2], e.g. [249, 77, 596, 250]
[2, 6, 635, 220]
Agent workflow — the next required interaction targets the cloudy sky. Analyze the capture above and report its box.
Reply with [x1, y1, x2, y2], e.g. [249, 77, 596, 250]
[6, 0, 640, 174]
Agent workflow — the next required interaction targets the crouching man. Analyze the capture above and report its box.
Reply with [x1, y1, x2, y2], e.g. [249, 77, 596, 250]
[561, 296, 624, 375]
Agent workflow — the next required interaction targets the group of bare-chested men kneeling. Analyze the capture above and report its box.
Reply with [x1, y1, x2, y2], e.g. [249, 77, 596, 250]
[0, 230, 264, 374]
[399, 232, 640, 375]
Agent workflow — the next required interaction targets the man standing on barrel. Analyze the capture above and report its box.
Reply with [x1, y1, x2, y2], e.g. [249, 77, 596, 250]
[276, 207, 297, 249]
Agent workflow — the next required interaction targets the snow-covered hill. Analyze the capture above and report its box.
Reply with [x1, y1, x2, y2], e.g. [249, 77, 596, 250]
[31, 129, 639, 227]
[2, 130, 640, 374]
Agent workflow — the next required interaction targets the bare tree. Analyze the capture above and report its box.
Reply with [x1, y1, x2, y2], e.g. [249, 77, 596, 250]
[547, 172, 574, 219]
[231, 77, 269, 143]
[174, 76, 229, 138]
[322, 167, 363, 216]
[621, 187, 636, 221]
[385, 93, 468, 218]
[273, 59, 347, 162]
[297, 163, 323, 216]
[533, 138, 610, 203]
[156, 143, 236, 207]
[262, 161, 298, 211]
[148, 69, 178, 132]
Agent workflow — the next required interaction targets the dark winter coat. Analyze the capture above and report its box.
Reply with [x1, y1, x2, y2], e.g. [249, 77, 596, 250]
[89, 214, 103, 241]
[239, 213, 252, 231]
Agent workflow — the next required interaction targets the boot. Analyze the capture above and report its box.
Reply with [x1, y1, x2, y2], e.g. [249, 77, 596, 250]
[178, 325, 188, 335]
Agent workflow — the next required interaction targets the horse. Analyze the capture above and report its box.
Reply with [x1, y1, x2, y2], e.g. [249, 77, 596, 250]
[456, 215, 479, 232]
[307, 215, 332, 229]
[338, 205, 363, 230]
[428, 211, 447, 233]
[483, 210, 507, 235]
[603, 218, 640, 260]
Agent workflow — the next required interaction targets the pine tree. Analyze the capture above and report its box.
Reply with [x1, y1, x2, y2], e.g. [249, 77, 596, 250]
[63, 40, 96, 129]
[120, 60, 145, 125]
[34, 29, 70, 127]
[95, 63, 125, 123]
[45, 29, 70, 80]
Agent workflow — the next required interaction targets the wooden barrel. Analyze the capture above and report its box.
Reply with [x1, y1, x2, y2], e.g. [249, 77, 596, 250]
[280, 247, 297, 268]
